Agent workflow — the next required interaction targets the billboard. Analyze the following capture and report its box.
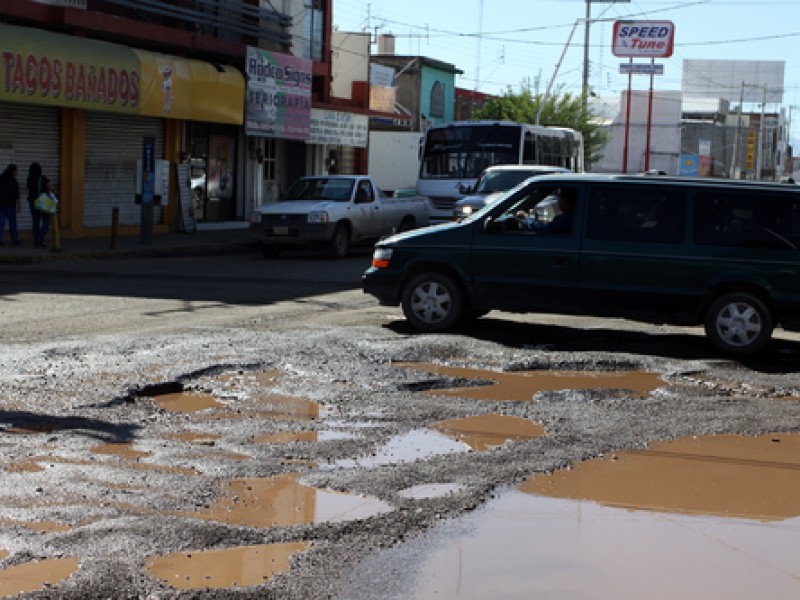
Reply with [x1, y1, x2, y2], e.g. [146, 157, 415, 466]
[613, 21, 675, 58]
[682, 59, 784, 104]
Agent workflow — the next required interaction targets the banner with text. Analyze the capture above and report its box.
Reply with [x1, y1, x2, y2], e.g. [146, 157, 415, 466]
[245, 47, 312, 140]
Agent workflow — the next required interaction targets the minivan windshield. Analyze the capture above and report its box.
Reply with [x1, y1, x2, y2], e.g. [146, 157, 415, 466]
[474, 170, 544, 194]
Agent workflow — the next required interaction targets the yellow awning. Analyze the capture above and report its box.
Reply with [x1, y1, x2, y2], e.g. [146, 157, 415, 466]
[0, 23, 244, 125]
[135, 50, 244, 125]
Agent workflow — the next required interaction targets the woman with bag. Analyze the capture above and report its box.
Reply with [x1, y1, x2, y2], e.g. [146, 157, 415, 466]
[26, 162, 51, 248]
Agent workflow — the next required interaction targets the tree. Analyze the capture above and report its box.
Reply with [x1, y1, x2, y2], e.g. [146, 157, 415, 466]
[473, 82, 607, 168]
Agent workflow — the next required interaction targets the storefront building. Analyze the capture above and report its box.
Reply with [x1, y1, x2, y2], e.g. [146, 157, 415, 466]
[0, 1, 378, 236]
[0, 21, 244, 238]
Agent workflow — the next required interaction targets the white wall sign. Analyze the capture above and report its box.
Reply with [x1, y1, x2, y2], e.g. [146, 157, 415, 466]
[309, 110, 369, 148]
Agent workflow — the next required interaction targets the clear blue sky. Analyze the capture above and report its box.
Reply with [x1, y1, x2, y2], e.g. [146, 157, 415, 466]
[333, 1, 800, 116]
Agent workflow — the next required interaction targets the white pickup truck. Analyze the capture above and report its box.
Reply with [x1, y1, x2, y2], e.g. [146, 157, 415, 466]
[250, 175, 430, 258]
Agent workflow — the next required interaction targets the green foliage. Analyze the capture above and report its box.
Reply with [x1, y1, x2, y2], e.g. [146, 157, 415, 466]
[473, 82, 607, 168]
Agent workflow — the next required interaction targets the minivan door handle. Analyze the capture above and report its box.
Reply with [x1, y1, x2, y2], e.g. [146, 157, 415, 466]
[551, 256, 571, 266]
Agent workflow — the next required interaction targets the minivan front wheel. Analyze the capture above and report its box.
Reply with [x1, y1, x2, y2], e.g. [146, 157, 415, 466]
[402, 272, 463, 332]
[704, 292, 773, 355]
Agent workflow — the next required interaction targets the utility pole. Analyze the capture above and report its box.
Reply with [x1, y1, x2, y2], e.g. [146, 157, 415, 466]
[582, 0, 591, 108]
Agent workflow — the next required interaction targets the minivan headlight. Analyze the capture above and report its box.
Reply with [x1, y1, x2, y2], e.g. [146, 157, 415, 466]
[372, 247, 393, 268]
[307, 211, 330, 223]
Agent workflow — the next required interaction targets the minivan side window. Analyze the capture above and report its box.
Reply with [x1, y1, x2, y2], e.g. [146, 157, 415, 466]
[586, 186, 686, 243]
[693, 192, 799, 250]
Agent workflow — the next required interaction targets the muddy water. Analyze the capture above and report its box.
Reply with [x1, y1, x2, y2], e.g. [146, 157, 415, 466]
[405, 432, 800, 599]
[0, 519, 73, 533]
[396, 363, 663, 401]
[153, 391, 223, 413]
[179, 473, 392, 527]
[146, 542, 308, 590]
[433, 414, 545, 451]
[91, 442, 150, 461]
[0, 557, 79, 597]
[522, 432, 800, 520]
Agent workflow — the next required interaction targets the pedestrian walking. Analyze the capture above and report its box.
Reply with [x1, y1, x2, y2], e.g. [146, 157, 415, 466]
[0, 163, 22, 246]
[26, 162, 51, 248]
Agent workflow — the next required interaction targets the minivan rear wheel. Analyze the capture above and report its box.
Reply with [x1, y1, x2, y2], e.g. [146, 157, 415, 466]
[704, 292, 773, 355]
[402, 272, 463, 332]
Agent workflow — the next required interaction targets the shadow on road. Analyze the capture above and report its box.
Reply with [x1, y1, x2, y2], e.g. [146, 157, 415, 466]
[385, 315, 800, 374]
[0, 410, 140, 443]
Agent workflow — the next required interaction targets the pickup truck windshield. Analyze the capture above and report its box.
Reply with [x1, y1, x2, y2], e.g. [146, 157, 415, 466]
[282, 178, 356, 202]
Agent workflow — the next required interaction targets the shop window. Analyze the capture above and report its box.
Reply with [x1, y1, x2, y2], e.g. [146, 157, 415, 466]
[430, 82, 445, 118]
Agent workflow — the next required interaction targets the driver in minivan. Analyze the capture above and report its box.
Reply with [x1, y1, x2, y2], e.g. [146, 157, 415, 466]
[516, 188, 575, 234]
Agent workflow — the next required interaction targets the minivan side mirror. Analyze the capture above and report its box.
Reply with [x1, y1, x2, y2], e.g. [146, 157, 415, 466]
[483, 216, 498, 232]
[459, 183, 472, 195]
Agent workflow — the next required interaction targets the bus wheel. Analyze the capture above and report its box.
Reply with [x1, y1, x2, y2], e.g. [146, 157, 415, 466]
[704, 292, 773, 355]
[402, 272, 463, 332]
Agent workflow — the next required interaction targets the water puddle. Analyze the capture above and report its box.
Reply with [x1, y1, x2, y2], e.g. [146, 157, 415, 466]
[91, 442, 150, 461]
[432, 414, 545, 451]
[396, 363, 663, 401]
[327, 429, 470, 470]
[0, 519, 73, 533]
[403, 490, 800, 599]
[397, 483, 466, 500]
[5, 460, 46, 473]
[396, 434, 800, 600]
[397, 432, 800, 599]
[521, 432, 800, 520]
[255, 394, 321, 420]
[0, 556, 79, 597]
[254, 430, 357, 444]
[154, 391, 223, 413]
[178, 473, 392, 527]
[146, 541, 307, 590]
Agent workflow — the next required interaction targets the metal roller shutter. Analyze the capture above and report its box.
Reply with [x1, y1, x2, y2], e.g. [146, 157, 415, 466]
[84, 112, 164, 228]
[0, 102, 60, 231]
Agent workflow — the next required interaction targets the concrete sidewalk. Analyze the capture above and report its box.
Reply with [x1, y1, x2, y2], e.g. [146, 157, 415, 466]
[0, 223, 259, 264]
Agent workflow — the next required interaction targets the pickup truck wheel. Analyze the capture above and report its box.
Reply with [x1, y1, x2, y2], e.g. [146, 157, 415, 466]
[704, 292, 773, 355]
[328, 223, 350, 258]
[397, 216, 416, 232]
[402, 272, 463, 332]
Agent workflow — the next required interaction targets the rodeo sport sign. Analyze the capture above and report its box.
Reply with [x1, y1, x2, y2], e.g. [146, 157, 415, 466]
[612, 20, 675, 58]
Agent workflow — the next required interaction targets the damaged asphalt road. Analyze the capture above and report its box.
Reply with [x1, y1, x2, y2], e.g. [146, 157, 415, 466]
[1, 253, 799, 598]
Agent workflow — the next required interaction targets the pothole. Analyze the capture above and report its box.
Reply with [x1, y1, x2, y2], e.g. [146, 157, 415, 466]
[325, 429, 470, 470]
[0, 557, 79, 597]
[176, 473, 393, 527]
[432, 414, 545, 451]
[395, 363, 664, 401]
[146, 542, 308, 590]
[521, 432, 800, 521]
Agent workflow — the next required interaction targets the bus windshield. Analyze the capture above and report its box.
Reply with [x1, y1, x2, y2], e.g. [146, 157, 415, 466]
[420, 125, 521, 180]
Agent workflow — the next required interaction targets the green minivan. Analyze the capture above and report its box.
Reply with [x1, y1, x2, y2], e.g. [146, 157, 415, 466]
[362, 174, 800, 355]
